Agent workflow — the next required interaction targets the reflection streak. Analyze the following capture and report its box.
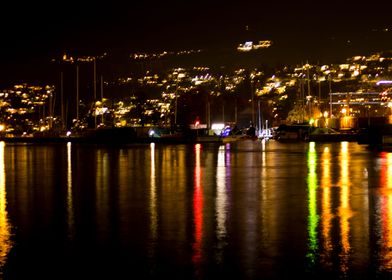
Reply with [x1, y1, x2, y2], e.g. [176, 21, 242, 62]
[149, 143, 157, 250]
[306, 142, 319, 266]
[320, 146, 333, 262]
[67, 142, 74, 240]
[193, 144, 203, 267]
[0, 141, 12, 272]
[379, 152, 392, 270]
[215, 145, 227, 262]
[96, 149, 109, 239]
[338, 141, 351, 275]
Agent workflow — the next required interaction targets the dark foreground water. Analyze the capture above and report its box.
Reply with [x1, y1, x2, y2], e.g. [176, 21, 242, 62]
[0, 140, 391, 279]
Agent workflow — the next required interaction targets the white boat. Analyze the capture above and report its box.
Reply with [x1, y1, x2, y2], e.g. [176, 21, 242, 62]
[221, 124, 259, 143]
[222, 134, 258, 143]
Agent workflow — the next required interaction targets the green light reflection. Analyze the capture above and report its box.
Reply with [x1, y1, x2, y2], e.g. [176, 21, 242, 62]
[306, 142, 319, 267]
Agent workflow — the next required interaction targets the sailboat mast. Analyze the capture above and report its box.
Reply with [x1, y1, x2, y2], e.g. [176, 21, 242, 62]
[76, 65, 79, 121]
[101, 75, 104, 125]
[61, 71, 64, 130]
[206, 101, 210, 129]
[93, 58, 97, 100]
[329, 78, 332, 117]
[235, 99, 238, 124]
[251, 78, 255, 125]
[306, 63, 311, 119]
[257, 99, 262, 135]
[93, 58, 97, 128]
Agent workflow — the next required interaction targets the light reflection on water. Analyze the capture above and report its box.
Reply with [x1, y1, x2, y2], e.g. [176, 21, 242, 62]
[67, 142, 75, 240]
[215, 144, 228, 265]
[149, 142, 157, 263]
[320, 145, 333, 267]
[192, 143, 203, 273]
[376, 152, 392, 272]
[0, 142, 12, 276]
[306, 142, 318, 269]
[2, 141, 392, 278]
[338, 141, 352, 276]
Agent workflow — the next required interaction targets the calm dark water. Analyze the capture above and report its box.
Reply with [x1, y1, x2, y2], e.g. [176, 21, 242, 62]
[0, 140, 391, 279]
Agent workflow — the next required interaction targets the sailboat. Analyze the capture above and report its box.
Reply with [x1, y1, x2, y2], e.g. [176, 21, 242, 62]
[221, 124, 258, 143]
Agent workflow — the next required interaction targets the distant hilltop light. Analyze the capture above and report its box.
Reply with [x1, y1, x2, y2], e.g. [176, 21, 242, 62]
[237, 40, 272, 52]
[57, 53, 106, 63]
[130, 49, 202, 60]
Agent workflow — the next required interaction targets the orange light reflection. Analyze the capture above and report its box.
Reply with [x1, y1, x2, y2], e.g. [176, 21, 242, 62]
[338, 142, 352, 275]
[379, 152, 392, 270]
[320, 146, 333, 261]
[0, 141, 12, 269]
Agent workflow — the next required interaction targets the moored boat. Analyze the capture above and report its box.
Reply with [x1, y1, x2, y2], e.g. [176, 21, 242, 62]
[307, 127, 359, 142]
[220, 123, 258, 143]
[274, 124, 310, 142]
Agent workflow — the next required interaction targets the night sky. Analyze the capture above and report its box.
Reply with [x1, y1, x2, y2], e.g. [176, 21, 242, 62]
[1, 0, 392, 85]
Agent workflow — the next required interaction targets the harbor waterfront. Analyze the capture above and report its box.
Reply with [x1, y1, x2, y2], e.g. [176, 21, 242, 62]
[0, 140, 391, 279]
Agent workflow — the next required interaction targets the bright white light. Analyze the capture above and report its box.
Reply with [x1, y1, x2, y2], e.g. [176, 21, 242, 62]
[211, 123, 225, 130]
[376, 80, 392, 86]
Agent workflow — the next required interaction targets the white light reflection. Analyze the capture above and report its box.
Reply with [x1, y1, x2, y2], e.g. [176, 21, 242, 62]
[260, 137, 267, 199]
[0, 141, 12, 271]
[260, 141, 266, 187]
[215, 145, 227, 262]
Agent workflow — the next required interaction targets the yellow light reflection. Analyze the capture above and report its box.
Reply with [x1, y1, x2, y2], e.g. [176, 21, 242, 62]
[67, 142, 74, 240]
[306, 142, 319, 265]
[261, 138, 266, 151]
[338, 141, 352, 275]
[0, 141, 12, 269]
[96, 149, 109, 236]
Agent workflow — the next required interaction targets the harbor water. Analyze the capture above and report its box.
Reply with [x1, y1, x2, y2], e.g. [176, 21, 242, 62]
[0, 140, 391, 279]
